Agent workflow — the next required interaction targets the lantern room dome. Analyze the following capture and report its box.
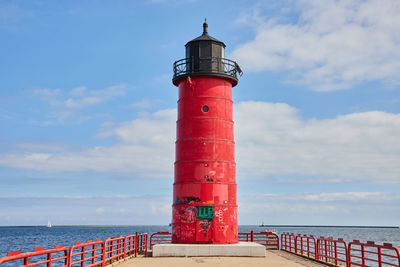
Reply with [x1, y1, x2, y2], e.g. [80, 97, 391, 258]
[185, 21, 226, 47]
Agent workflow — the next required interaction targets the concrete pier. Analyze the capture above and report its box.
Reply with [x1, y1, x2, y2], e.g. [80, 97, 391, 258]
[116, 250, 328, 267]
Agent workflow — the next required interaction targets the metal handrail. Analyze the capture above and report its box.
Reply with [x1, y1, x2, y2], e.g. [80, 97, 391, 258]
[173, 57, 242, 81]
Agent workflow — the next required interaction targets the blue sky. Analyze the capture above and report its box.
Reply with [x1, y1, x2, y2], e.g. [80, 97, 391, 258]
[1, 0, 399, 226]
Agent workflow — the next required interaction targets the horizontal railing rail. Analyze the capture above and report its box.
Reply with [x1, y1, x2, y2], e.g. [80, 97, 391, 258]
[296, 234, 317, 258]
[0, 232, 148, 267]
[281, 232, 297, 253]
[125, 234, 137, 258]
[238, 232, 252, 242]
[238, 231, 279, 249]
[0, 245, 68, 266]
[348, 240, 400, 267]
[280, 233, 400, 267]
[150, 232, 172, 249]
[317, 237, 348, 266]
[104, 236, 125, 265]
[68, 239, 105, 267]
[137, 233, 148, 256]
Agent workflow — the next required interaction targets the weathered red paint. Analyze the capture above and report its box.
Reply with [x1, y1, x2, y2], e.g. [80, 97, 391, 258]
[172, 75, 238, 244]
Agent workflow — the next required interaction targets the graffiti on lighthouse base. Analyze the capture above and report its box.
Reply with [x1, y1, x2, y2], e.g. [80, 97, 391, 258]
[174, 196, 200, 205]
[200, 221, 210, 234]
[197, 206, 214, 221]
[181, 207, 196, 223]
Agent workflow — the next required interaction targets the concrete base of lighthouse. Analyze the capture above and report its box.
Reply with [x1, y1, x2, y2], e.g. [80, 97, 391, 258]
[152, 242, 266, 257]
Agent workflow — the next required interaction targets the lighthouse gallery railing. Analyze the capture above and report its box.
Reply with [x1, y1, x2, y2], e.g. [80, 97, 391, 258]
[173, 57, 242, 81]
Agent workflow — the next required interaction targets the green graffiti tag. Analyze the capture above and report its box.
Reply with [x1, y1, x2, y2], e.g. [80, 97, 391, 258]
[200, 221, 210, 233]
[197, 206, 214, 221]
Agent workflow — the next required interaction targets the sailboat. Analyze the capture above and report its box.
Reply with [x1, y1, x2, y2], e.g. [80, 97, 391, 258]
[46, 221, 52, 228]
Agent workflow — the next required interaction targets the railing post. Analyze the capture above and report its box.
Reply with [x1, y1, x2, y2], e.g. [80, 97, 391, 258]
[361, 244, 365, 266]
[123, 236, 127, 259]
[344, 241, 349, 267]
[347, 245, 350, 267]
[135, 232, 138, 257]
[91, 243, 95, 265]
[324, 239, 328, 262]
[277, 234, 280, 250]
[101, 241, 105, 267]
[47, 252, 51, 267]
[110, 240, 113, 262]
[378, 247, 382, 267]
[311, 236, 317, 259]
[145, 234, 148, 257]
[116, 239, 119, 261]
[251, 231, 254, 242]
[301, 236, 304, 255]
[334, 241, 338, 265]
[64, 250, 69, 267]
[80, 246, 85, 267]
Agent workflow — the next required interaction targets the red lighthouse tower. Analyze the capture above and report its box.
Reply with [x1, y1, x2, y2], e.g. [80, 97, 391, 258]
[172, 21, 242, 244]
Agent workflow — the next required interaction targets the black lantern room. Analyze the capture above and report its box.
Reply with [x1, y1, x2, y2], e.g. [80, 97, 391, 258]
[172, 21, 242, 86]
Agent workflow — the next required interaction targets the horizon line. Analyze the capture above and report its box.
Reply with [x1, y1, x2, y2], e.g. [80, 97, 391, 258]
[0, 224, 398, 229]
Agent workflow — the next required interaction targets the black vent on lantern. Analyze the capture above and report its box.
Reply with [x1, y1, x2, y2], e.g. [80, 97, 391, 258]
[173, 21, 242, 86]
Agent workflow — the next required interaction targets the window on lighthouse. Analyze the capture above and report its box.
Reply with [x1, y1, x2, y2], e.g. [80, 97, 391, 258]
[202, 105, 209, 113]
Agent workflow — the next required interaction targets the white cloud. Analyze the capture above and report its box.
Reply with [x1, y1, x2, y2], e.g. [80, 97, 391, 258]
[34, 84, 129, 109]
[95, 207, 105, 214]
[0, 109, 176, 178]
[0, 102, 399, 184]
[238, 192, 400, 225]
[232, 0, 400, 91]
[235, 101, 400, 183]
[30, 84, 130, 125]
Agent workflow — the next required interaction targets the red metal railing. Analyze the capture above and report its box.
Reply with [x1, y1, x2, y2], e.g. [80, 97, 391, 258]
[238, 232, 252, 242]
[238, 231, 279, 249]
[295, 234, 317, 258]
[137, 233, 148, 256]
[125, 234, 137, 258]
[317, 237, 348, 266]
[148, 231, 280, 250]
[281, 232, 297, 253]
[0, 245, 68, 266]
[254, 232, 280, 249]
[68, 239, 105, 267]
[348, 240, 400, 267]
[0, 232, 149, 267]
[150, 232, 172, 249]
[279, 234, 400, 267]
[2, 231, 400, 267]
[104, 236, 125, 265]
